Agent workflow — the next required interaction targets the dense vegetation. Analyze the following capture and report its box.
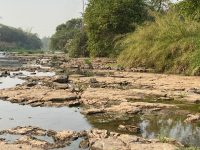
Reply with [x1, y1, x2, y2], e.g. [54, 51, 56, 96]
[118, 11, 200, 75]
[0, 24, 42, 51]
[84, 0, 150, 57]
[176, 0, 200, 21]
[50, 19, 82, 51]
[51, 0, 200, 75]
[118, 0, 200, 75]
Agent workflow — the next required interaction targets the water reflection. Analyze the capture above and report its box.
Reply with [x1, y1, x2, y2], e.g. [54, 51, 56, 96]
[0, 101, 91, 131]
[139, 115, 200, 146]
[87, 112, 200, 147]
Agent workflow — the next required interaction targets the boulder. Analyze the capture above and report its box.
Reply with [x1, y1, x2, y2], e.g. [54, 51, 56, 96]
[53, 75, 69, 83]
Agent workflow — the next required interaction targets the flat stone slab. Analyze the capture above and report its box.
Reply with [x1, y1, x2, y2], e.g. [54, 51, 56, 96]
[0, 85, 80, 107]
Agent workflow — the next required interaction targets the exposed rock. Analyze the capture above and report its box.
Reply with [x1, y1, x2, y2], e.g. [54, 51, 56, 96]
[16, 136, 49, 148]
[6, 126, 46, 136]
[118, 125, 140, 133]
[52, 82, 69, 89]
[0, 141, 42, 150]
[0, 126, 81, 149]
[79, 139, 89, 149]
[184, 113, 200, 123]
[104, 102, 176, 114]
[53, 75, 69, 83]
[89, 78, 98, 84]
[106, 102, 141, 114]
[83, 108, 106, 115]
[88, 129, 178, 150]
[26, 81, 37, 87]
[53, 130, 75, 141]
[0, 85, 80, 107]
[0, 71, 10, 77]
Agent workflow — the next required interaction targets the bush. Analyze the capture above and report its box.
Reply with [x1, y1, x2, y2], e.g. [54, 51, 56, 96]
[84, 0, 149, 57]
[50, 18, 82, 52]
[118, 11, 200, 75]
[68, 31, 89, 58]
[176, 0, 200, 22]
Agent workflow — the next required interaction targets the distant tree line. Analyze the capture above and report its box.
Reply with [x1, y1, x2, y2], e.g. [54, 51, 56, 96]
[0, 24, 42, 51]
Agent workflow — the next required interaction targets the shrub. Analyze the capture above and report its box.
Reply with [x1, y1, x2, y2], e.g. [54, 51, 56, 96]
[84, 0, 149, 57]
[118, 11, 200, 75]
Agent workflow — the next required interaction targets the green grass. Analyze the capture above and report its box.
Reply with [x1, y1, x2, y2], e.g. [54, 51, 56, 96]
[118, 11, 200, 75]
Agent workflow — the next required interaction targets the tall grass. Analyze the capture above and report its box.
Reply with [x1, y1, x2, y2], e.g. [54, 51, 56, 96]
[118, 11, 200, 75]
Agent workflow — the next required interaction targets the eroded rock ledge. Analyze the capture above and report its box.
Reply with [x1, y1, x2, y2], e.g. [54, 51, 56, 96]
[0, 84, 80, 107]
[0, 126, 180, 150]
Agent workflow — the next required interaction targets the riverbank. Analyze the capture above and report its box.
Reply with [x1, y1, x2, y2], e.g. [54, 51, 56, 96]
[0, 53, 199, 149]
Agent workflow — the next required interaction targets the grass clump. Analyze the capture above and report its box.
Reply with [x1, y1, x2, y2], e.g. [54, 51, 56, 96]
[118, 11, 200, 75]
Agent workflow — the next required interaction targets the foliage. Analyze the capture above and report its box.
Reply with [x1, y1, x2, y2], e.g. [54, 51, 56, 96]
[68, 31, 89, 58]
[50, 18, 82, 52]
[84, 0, 149, 57]
[176, 0, 200, 21]
[145, 0, 172, 12]
[0, 24, 42, 50]
[118, 11, 200, 75]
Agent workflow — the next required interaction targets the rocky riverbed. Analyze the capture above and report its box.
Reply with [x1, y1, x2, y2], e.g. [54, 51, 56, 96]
[0, 52, 200, 149]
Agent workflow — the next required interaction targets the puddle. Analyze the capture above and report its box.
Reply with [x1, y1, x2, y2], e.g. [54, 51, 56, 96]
[0, 76, 24, 89]
[0, 100, 91, 131]
[0, 134, 22, 143]
[0, 63, 91, 132]
[87, 111, 200, 147]
[0, 70, 55, 89]
[11, 70, 55, 77]
[34, 135, 54, 144]
[58, 138, 88, 150]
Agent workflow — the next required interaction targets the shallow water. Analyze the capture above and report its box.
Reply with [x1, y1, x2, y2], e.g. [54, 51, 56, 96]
[0, 76, 24, 89]
[0, 100, 91, 131]
[11, 70, 55, 77]
[0, 70, 55, 89]
[0, 70, 91, 131]
[0, 52, 22, 67]
[87, 111, 200, 147]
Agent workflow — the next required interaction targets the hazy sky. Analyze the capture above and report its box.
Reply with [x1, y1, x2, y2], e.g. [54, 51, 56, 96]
[0, 0, 84, 37]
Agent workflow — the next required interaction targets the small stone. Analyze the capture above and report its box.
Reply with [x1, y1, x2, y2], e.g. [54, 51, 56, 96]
[79, 139, 89, 149]
[53, 75, 69, 83]
[89, 78, 98, 84]
[9, 118, 14, 120]
[118, 125, 140, 133]
[184, 113, 200, 123]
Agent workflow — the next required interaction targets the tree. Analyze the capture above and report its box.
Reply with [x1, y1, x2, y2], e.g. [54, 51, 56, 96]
[176, 0, 200, 21]
[84, 0, 149, 57]
[50, 18, 82, 52]
[68, 31, 89, 57]
[0, 24, 42, 50]
[146, 0, 172, 12]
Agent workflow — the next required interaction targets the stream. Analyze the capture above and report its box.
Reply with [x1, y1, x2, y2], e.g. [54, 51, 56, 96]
[0, 52, 200, 148]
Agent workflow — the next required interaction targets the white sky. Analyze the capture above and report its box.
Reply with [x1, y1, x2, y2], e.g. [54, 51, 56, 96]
[0, 0, 85, 37]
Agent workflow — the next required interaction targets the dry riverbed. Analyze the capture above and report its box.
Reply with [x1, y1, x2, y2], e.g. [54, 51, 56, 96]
[0, 53, 200, 149]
